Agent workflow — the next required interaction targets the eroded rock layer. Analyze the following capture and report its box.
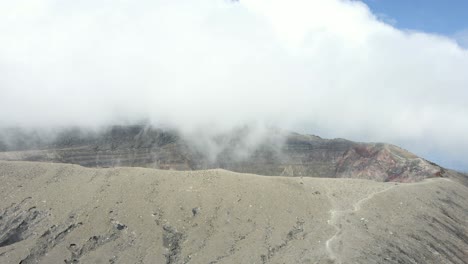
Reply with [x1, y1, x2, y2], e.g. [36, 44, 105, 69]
[0, 125, 462, 183]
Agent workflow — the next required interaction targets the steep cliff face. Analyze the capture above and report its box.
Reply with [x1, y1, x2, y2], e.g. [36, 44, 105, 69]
[0, 125, 454, 182]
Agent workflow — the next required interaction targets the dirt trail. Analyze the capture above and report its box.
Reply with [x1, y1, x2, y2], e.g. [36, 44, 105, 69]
[0, 161, 466, 264]
[325, 184, 396, 263]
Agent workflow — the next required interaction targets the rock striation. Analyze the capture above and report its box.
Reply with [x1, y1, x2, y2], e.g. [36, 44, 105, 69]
[0, 125, 464, 183]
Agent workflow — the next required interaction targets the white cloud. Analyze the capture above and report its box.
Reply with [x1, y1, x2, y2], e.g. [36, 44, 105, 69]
[454, 29, 468, 48]
[0, 0, 467, 169]
[374, 13, 397, 26]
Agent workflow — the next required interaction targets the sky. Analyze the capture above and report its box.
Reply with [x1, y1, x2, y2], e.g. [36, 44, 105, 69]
[361, 0, 468, 49]
[361, 0, 468, 36]
[0, 0, 467, 171]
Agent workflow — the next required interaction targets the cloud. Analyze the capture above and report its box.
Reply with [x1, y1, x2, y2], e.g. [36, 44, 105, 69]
[374, 13, 397, 26]
[0, 0, 467, 170]
[454, 29, 468, 48]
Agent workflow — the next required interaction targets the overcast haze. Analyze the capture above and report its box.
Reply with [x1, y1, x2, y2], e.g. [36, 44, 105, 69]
[1, 0, 468, 171]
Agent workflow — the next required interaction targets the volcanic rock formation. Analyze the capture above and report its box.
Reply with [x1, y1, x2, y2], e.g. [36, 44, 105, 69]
[0, 125, 465, 183]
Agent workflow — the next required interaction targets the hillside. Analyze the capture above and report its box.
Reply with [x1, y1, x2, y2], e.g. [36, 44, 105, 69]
[0, 125, 462, 183]
[0, 161, 466, 263]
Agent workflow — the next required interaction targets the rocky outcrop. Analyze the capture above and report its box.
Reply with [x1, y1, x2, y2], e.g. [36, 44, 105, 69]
[0, 125, 459, 182]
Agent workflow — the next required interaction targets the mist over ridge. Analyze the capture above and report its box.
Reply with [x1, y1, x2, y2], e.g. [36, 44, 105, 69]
[1, 0, 468, 170]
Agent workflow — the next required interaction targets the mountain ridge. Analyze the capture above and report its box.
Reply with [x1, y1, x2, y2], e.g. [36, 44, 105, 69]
[0, 125, 465, 184]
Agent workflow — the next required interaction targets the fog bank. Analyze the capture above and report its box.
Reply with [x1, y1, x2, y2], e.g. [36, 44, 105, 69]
[1, 0, 467, 170]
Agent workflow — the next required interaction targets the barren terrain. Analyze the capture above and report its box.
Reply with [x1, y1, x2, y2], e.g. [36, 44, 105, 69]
[0, 161, 466, 263]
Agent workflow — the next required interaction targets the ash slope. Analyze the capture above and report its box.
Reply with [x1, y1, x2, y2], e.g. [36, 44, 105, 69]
[0, 125, 463, 183]
[0, 161, 467, 264]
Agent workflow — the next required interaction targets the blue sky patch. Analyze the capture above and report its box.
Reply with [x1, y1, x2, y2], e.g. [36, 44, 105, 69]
[361, 0, 468, 37]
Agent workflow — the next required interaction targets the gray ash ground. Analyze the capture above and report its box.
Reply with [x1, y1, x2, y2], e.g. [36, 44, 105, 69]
[0, 161, 466, 263]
